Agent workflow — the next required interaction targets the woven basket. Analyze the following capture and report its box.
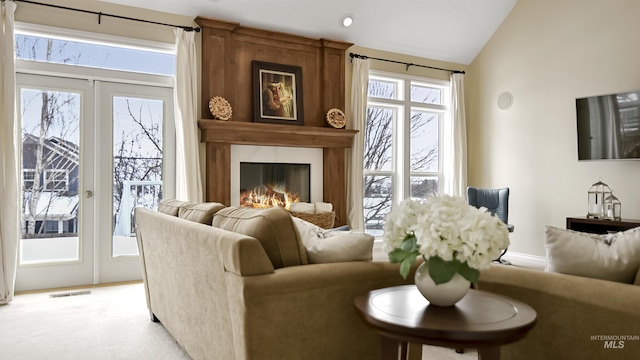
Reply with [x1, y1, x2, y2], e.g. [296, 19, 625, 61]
[290, 211, 335, 229]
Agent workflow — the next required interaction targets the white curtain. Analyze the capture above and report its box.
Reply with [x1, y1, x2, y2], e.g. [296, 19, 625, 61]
[347, 57, 369, 229]
[173, 29, 203, 202]
[443, 72, 467, 197]
[0, 0, 19, 305]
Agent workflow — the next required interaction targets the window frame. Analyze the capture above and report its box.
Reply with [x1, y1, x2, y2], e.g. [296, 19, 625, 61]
[44, 169, 69, 192]
[23, 169, 36, 190]
[363, 70, 450, 234]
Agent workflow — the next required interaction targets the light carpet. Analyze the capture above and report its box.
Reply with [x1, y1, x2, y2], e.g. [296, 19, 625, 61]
[0, 282, 476, 359]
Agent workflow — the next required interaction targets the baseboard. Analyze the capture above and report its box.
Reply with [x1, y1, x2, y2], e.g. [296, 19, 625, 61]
[501, 251, 546, 270]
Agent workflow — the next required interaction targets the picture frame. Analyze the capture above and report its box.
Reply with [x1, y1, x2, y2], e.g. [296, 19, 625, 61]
[252, 61, 304, 125]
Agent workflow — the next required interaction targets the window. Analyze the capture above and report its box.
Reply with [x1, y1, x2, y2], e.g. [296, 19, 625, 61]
[44, 169, 69, 191]
[363, 72, 449, 235]
[15, 30, 175, 76]
[23, 169, 35, 190]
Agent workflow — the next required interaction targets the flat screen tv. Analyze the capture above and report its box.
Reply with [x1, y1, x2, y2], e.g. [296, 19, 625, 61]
[576, 90, 640, 160]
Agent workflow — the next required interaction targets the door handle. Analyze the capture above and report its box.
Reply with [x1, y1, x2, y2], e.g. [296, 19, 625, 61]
[85, 190, 93, 198]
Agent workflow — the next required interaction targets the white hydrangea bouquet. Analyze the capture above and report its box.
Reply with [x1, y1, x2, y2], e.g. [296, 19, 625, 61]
[383, 195, 510, 285]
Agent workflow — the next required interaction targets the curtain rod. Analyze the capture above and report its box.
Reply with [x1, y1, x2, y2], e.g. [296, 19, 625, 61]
[349, 52, 465, 74]
[7, 0, 200, 32]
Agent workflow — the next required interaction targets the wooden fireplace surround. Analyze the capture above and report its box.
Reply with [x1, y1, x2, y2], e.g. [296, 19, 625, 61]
[195, 17, 356, 226]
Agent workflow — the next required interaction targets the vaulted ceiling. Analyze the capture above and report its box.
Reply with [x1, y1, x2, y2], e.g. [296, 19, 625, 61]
[100, 0, 518, 65]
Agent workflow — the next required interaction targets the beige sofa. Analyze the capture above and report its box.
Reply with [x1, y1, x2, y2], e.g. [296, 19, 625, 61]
[135, 201, 415, 360]
[477, 264, 640, 360]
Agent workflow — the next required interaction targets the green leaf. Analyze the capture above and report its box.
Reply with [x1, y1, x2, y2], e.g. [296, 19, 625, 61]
[457, 261, 480, 283]
[427, 256, 458, 285]
[388, 248, 410, 263]
[400, 235, 417, 252]
[399, 252, 418, 279]
[388, 239, 419, 279]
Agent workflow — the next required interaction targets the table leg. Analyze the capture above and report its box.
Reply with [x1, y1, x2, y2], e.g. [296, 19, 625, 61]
[478, 346, 501, 360]
[407, 342, 422, 360]
[380, 336, 408, 360]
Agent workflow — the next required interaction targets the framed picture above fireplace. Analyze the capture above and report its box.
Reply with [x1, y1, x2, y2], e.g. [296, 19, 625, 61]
[252, 61, 304, 125]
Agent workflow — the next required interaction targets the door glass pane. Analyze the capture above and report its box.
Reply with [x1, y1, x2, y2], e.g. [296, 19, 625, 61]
[20, 88, 81, 264]
[410, 111, 439, 172]
[112, 96, 164, 257]
[364, 175, 392, 236]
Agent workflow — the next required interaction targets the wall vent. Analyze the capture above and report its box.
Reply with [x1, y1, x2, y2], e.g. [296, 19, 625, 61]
[49, 290, 92, 298]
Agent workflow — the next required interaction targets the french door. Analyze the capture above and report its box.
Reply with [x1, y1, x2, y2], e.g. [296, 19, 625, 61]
[16, 74, 174, 291]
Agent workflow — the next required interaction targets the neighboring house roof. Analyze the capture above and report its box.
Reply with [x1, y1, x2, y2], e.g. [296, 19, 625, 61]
[24, 192, 79, 220]
[22, 134, 79, 165]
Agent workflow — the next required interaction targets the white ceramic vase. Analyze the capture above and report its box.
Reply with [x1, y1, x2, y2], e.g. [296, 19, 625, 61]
[414, 261, 471, 306]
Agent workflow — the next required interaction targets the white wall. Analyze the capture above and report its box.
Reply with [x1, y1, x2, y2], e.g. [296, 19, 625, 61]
[468, 0, 640, 256]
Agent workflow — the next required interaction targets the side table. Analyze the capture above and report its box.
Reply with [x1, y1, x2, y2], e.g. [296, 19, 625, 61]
[566, 216, 640, 234]
[354, 285, 537, 360]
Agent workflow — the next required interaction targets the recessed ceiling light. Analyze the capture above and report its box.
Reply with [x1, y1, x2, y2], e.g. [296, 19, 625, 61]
[340, 15, 354, 28]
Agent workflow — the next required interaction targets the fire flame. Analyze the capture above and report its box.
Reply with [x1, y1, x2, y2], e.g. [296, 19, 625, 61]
[240, 185, 301, 210]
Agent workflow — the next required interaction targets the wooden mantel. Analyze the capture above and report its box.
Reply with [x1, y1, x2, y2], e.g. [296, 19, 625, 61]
[198, 120, 357, 148]
[198, 120, 357, 227]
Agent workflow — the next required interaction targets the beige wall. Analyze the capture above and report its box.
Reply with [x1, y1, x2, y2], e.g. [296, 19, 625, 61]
[468, 0, 640, 256]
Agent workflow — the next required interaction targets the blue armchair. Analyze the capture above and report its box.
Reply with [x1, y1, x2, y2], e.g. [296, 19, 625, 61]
[467, 186, 514, 264]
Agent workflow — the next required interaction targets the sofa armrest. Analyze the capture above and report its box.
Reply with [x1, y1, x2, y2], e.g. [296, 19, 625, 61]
[478, 265, 640, 360]
[220, 235, 275, 276]
[224, 260, 418, 360]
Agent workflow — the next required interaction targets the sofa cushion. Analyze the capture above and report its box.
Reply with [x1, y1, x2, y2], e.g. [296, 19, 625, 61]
[157, 199, 195, 216]
[178, 202, 226, 224]
[212, 206, 307, 268]
[544, 225, 640, 283]
[292, 217, 374, 264]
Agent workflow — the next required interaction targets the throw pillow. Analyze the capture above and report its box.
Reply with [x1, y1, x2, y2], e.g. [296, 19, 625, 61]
[157, 199, 195, 216]
[544, 225, 640, 283]
[212, 206, 308, 268]
[178, 202, 226, 224]
[292, 217, 374, 264]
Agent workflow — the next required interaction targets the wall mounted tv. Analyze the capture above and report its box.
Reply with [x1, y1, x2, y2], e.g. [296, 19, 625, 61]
[576, 89, 640, 160]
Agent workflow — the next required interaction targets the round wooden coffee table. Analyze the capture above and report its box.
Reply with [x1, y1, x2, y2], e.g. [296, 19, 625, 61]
[354, 285, 536, 360]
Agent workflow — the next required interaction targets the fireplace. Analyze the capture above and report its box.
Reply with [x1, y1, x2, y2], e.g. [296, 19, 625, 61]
[230, 144, 323, 207]
[239, 162, 310, 209]
[199, 120, 357, 226]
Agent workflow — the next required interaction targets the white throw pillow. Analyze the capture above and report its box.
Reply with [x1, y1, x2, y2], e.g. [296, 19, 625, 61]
[544, 225, 640, 283]
[291, 217, 374, 263]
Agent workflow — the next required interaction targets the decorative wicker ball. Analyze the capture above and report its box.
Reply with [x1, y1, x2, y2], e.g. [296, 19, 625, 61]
[326, 108, 346, 128]
[209, 96, 232, 121]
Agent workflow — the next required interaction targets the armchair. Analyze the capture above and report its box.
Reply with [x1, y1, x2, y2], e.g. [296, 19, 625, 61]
[467, 186, 514, 264]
